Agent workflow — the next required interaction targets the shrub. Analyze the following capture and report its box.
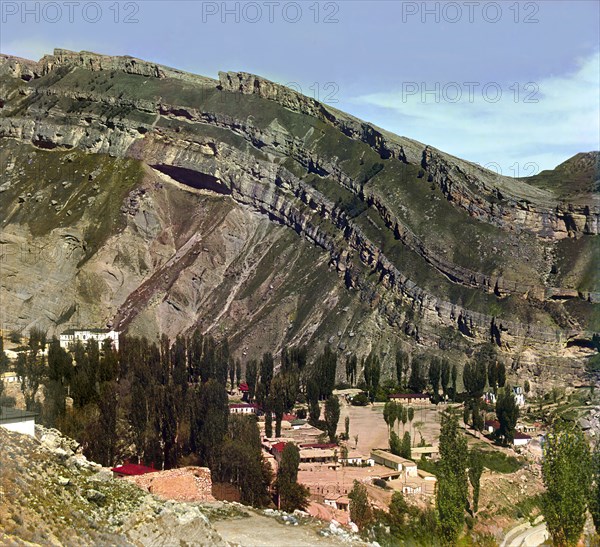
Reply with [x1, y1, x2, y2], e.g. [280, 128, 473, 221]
[373, 478, 389, 489]
[351, 392, 369, 406]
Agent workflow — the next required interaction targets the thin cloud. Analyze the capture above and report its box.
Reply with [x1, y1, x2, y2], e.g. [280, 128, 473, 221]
[350, 51, 600, 175]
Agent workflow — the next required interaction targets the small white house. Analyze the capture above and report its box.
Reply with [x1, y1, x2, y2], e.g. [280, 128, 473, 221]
[0, 406, 37, 437]
[59, 329, 119, 351]
[513, 432, 532, 447]
[339, 452, 375, 466]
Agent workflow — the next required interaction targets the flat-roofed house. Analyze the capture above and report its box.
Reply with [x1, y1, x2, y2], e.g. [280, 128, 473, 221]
[371, 449, 414, 472]
[0, 406, 37, 437]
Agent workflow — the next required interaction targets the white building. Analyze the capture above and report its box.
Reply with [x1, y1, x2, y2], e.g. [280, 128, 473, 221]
[512, 386, 526, 407]
[229, 403, 259, 415]
[512, 432, 532, 447]
[1, 371, 19, 384]
[59, 329, 119, 351]
[0, 407, 37, 437]
[339, 451, 375, 466]
[371, 449, 417, 476]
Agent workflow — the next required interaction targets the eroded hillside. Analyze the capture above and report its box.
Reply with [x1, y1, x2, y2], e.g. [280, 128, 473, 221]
[0, 49, 598, 375]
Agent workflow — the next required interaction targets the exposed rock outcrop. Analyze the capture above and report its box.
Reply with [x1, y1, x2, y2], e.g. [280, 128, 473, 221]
[0, 49, 597, 374]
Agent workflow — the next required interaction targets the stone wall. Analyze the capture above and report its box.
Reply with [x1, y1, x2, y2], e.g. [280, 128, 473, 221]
[126, 466, 215, 503]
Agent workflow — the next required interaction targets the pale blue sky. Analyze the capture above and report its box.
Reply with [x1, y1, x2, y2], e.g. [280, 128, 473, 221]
[1, 0, 598, 174]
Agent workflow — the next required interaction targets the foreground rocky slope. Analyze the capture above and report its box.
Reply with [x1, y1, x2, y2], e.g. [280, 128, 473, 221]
[0, 426, 226, 546]
[0, 426, 361, 547]
[0, 49, 598, 374]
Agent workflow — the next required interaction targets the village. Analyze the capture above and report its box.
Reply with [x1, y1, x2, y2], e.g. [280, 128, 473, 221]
[224, 381, 544, 524]
[0, 327, 564, 532]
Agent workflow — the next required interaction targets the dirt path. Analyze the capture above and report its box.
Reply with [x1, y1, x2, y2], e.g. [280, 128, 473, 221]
[501, 520, 548, 547]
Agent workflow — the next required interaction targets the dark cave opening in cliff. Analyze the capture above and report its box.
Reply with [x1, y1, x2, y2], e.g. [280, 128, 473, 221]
[151, 164, 232, 195]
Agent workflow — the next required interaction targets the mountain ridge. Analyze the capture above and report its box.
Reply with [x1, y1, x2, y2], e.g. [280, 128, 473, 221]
[0, 48, 598, 379]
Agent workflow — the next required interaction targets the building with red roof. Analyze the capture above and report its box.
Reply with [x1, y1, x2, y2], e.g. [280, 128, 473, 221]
[271, 441, 287, 454]
[485, 420, 501, 433]
[111, 463, 157, 477]
[512, 432, 532, 447]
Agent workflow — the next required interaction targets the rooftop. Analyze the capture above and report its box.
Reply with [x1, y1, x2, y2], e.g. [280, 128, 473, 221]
[111, 463, 157, 476]
[300, 443, 338, 450]
[271, 441, 287, 454]
[60, 328, 115, 335]
[229, 403, 258, 409]
[371, 449, 416, 466]
[0, 406, 37, 423]
[389, 393, 430, 399]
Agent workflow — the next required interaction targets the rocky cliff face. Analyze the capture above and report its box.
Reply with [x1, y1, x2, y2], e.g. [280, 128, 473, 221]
[0, 49, 598, 376]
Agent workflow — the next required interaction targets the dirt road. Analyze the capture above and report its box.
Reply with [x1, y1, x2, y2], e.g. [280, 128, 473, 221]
[501, 520, 548, 547]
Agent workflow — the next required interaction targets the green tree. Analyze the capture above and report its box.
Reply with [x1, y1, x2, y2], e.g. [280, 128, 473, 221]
[436, 411, 469, 545]
[487, 359, 498, 392]
[260, 352, 274, 398]
[276, 443, 309, 512]
[496, 361, 506, 388]
[0, 336, 9, 374]
[349, 480, 374, 531]
[383, 401, 393, 432]
[363, 351, 381, 401]
[193, 379, 229, 469]
[96, 381, 118, 466]
[218, 415, 272, 507]
[428, 357, 441, 400]
[265, 411, 273, 438]
[472, 399, 484, 434]
[390, 431, 402, 456]
[345, 415, 350, 439]
[246, 360, 258, 400]
[346, 353, 358, 386]
[440, 359, 451, 399]
[401, 431, 412, 459]
[324, 395, 340, 442]
[408, 355, 428, 393]
[468, 450, 483, 513]
[542, 425, 592, 546]
[496, 387, 519, 444]
[407, 406, 415, 439]
[463, 360, 487, 399]
[591, 441, 600, 533]
[401, 405, 408, 433]
[388, 491, 410, 538]
[451, 364, 458, 401]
